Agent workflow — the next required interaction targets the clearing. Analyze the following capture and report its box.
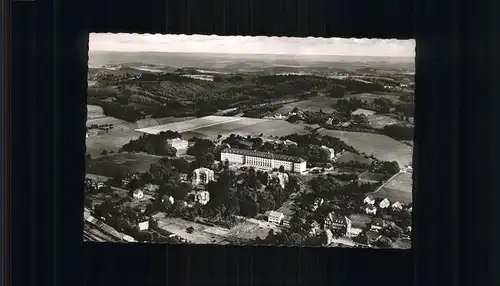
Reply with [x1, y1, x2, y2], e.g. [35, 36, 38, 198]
[347, 93, 402, 104]
[155, 217, 230, 244]
[225, 220, 275, 240]
[367, 114, 404, 129]
[136, 115, 308, 140]
[86, 106, 143, 157]
[318, 129, 413, 168]
[369, 172, 413, 204]
[86, 153, 161, 178]
[273, 96, 341, 114]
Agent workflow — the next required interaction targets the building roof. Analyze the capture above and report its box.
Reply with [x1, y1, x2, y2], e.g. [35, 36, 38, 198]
[194, 167, 214, 173]
[325, 212, 347, 225]
[269, 211, 284, 219]
[366, 204, 377, 210]
[380, 198, 391, 204]
[365, 195, 375, 201]
[221, 148, 306, 163]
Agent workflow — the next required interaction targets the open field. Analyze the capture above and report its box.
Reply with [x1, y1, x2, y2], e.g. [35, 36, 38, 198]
[86, 173, 112, 182]
[273, 96, 341, 114]
[86, 128, 143, 157]
[136, 115, 245, 134]
[136, 115, 308, 140]
[318, 129, 413, 167]
[136, 116, 196, 129]
[87, 153, 160, 177]
[155, 217, 230, 244]
[348, 213, 373, 229]
[369, 172, 413, 204]
[87, 105, 105, 119]
[86, 105, 144, 157]
[347, 93, 402, 104]
[367, 114, 403, 129]
[225, 220, 274, 240]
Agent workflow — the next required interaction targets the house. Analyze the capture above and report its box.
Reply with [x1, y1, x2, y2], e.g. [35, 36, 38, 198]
[391, 201, 403, 211]
[179, 173, 188, 182]
[194, 191, 210, 205]
[323, 229, 334, 246]
[370, 219, 389, 232]
[192, 168, 215, 185]
[347, 227, 363, 238]
[363, 195, 376, 205]
[166, 138, 189, 150]
[97, 182, 105, 189]
[161, 195, 175, 205]
[138, 220, 149, 231]
[365, 204, 377, 215]
[323, 212, 352, 235]
[308, 221, 321, 236]
[282, 217, 291, 227]
[132, 189, 144, 199]
[268, 211, 285, 225]
[379, 198, 391, 209]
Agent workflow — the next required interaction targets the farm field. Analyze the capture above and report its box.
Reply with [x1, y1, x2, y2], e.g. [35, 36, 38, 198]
[225, 220, 274, 240]
[370, 172, 413, 204]
[347, 92, 402, 104]
[86, 105, 143, 157]
[273, 96, 341, 114]
[87, 105, 105, 119]
[135, 115, 245, 134]
[87, 153, 161, 178]
[318, 129, 413, 167]
[136, 115, 308, 140]
[367, 114, 403, 129]
[182, 118, 308, 140]
[155, 217, 230, 244]
[136, 116, 196, 129]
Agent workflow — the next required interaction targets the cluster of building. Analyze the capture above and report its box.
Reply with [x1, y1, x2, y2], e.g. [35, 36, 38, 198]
[362, 195, 409, 215]
[220, 148, 307, 173]
[166, 138, 189, 150]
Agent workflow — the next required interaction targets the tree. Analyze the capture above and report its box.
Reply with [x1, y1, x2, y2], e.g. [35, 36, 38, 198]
[171, 182, 191, 200]
[257, 191, 276, 212]
[285, 232, 304, 246]
[239, 196, 259, 217]
[101, 149, 108, 155]
[279, 165, 286, 173]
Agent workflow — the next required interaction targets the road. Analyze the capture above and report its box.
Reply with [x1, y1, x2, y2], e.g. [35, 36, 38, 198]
[371, 171, 406, 194]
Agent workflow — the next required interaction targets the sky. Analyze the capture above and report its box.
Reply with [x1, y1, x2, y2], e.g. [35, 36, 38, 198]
[89, 33, 415, 57]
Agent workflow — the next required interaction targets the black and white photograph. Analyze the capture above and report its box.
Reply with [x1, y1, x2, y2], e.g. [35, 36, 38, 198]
[85, 33, 414, 249]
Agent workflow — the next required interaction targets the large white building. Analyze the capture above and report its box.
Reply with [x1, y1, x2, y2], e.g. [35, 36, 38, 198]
[220, 148, 307, 173]
[167, 138, 189, 150]
[192, 168, 215, 185]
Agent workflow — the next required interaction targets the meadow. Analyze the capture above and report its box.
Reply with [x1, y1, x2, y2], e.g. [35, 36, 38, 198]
[318, 129, 413, 167]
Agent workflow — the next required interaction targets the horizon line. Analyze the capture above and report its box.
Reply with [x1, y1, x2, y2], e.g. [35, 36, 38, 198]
[89, 50, 414, 59]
